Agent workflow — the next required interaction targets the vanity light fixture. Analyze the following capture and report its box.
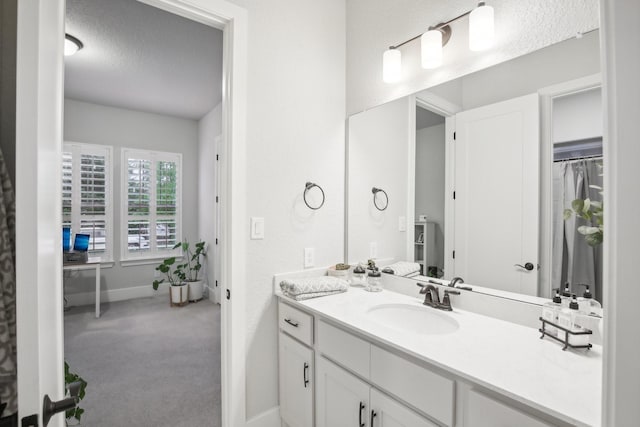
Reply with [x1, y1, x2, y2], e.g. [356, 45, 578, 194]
[382, 48, 402, 83]
[382, 2, 495, 82]
[64, 34, 84, 56]
[469, 2, 495, 51]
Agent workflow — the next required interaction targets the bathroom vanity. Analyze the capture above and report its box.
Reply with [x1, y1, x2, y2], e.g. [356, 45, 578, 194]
[276, 286, 601, 427]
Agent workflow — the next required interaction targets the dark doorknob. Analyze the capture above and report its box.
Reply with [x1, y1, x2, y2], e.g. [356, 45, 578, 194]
[42, 381, 83, 426]
[514, 262, 535, 271]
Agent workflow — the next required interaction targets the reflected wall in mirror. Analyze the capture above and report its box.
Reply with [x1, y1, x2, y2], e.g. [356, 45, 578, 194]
[346, 30, 603, 303]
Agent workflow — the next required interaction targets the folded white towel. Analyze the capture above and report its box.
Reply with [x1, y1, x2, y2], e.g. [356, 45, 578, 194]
[280, 276, 349, 296]
[282, 289, 346, 301]
[382, 261, 421, 277]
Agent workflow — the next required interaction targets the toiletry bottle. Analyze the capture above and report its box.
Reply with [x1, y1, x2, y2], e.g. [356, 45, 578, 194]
[577, 284, 602, 317]
[541, 289, 562, 335]
[351, 265, 367, 287]
[568, 294, 591, 346]
[365, 268, 382, 292]
[560, 282, 572, 307]
[556, 294, 581, 340]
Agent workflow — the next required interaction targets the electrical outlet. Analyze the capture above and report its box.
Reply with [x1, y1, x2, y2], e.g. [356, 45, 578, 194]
[304, 247, 315, 268]
[369, 242, 378, 259]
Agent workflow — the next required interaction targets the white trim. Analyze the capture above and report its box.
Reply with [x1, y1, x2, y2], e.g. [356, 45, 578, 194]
[537, 74, 602, 298]
[65, 283, 170, 307]
[135, 2, 248, 427]
[245, 406, 281, 427]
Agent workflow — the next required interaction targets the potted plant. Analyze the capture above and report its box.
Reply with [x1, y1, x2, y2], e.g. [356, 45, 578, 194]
[174, 240, 207, 302]
[153, 256, 189, 306]
[65, 361, 87, 426]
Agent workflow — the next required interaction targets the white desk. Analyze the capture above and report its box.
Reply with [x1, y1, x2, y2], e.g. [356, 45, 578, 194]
[63, 258, 102, 318]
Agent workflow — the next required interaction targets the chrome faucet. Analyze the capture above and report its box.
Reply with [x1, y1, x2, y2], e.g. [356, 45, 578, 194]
[417, 283, 460, 311]
[418, 283, 441, 308]
[449, 277, 464, 287]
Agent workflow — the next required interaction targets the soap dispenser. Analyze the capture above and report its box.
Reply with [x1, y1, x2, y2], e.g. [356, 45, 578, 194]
[351, 265, 367, 287]
[577, 284, 602, 316]
[541, 289, 562, 334]
[560, 282, 572, 307]
[365, 268, 382, 292]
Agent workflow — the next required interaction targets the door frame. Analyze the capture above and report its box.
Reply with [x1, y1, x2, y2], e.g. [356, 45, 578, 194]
[16, 0, 248, 426]
[538, 73, 602, 298]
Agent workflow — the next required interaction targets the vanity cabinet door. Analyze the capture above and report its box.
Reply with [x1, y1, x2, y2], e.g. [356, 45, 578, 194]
[370, 388, 438, 427]
[464, 390, 553, 427]
[279, 333, 314, 427]
[316, 356, 370, 427]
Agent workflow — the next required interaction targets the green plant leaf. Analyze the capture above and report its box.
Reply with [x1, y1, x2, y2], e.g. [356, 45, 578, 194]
[563, 209, 573, 220]
[572, 199, 584, 213]
[582, 198, 591, 213]
[578, 225, 600, 235]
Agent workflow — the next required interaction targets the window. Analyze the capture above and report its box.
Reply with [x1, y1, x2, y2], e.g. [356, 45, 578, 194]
[62, 143, 113, 261]
[122, 149, 182, 260]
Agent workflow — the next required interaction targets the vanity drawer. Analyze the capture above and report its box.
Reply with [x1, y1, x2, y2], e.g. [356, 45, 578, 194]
[317, 320, 371, 379]
[371, 345, 455, 427]
[279, 302, 313, 346]
[464, 389, 553, 427]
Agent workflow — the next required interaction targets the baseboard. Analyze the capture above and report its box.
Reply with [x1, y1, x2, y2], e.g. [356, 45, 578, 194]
[65, 283, 169, 307]
[246, 406, 280, 427]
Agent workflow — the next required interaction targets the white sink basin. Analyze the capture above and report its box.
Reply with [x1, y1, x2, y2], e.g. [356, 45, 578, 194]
[366, 303, 459, 335]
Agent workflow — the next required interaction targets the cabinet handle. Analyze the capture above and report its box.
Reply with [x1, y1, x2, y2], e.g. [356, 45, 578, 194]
[284, 318, 299, 327]
[303, 362, 309, 388]
[358, 402, 365, 427]
[370, 410, 377, 427]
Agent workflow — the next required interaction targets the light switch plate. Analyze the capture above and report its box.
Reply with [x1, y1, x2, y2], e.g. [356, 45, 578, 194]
[369, 242, 378, 259]
[250, 217, 265, 239]
[398, 216, 406, 232]
[304, 248, 315, 268]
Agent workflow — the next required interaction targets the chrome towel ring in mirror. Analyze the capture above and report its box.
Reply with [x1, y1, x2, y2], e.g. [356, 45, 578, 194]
[304, 182, 325, 210]
[372, 187, 389, 211]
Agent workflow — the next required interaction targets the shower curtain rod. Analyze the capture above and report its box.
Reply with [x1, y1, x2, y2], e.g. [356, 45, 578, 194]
[553, 155, 603, 163]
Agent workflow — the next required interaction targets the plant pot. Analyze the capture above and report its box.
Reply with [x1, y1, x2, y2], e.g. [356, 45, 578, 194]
[170, 283, 189, 307]
[188, 280, 204, 302]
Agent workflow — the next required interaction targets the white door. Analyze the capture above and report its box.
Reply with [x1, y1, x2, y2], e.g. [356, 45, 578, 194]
[279, 333, 313, 427]
[15, 0, 66, 426]
[316, 356, 370, 427]
[453, 94, 539, 295]
[370, 389, 437, 427]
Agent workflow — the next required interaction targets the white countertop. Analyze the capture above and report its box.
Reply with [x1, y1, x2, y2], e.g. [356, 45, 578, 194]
[278, 287, 602, 427]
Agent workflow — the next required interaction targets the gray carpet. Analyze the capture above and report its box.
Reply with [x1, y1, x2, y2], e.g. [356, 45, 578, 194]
[64, 295, 221, 427]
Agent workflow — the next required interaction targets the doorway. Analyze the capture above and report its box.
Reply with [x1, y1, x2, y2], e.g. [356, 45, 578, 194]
[14, 0, 247, 425]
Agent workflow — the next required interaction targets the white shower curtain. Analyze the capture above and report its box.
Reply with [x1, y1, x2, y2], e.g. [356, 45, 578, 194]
[552, 158, 603, 302]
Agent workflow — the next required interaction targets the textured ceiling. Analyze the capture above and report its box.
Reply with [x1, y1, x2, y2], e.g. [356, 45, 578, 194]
[65, 0, 223, 120]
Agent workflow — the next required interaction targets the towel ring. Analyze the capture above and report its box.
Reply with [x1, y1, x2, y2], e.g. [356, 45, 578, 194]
[372, 187, 389, 211]
[304, 182, 325, 210]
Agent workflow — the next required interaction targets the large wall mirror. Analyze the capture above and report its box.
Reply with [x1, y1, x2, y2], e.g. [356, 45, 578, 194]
[346, 30, 603, 304]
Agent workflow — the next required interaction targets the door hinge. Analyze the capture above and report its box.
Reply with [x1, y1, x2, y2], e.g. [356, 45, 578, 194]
[453, 131, 456, 140]
[216, 154, 219, 161]
[226, 289, 231, 300]
[215, 280, 218, 287]
[22, 414, 38, 427]
[216, 196, 219, 203]
[215, 238, 218, 245]
[453, 191, 456, 200]
[453, 250, 456, 259]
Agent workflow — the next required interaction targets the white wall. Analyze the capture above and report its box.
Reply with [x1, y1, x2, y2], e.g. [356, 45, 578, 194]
[346, 0, 599, 114]
[198, 102, 222, 302]
[63, 99, 200, 295]
[601, 0, 640, 425]
[553, 88, 603, 143]
[348, 97, 412, 265]
[223, 0, 347, 420]
[415, 123, 445, 269]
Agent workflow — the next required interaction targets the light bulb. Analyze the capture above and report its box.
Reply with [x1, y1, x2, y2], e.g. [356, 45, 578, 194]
[382, 48, 402, 83]
[469, 2, 494, 51]
[421, 30, 442, 69]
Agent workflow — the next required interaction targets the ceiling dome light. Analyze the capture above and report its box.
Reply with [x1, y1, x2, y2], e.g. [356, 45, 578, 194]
[382, 48, 402, 83]
[64, 34, 83, 56]
[469, 2, 494, 51]
[421, 29, 443, 69]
